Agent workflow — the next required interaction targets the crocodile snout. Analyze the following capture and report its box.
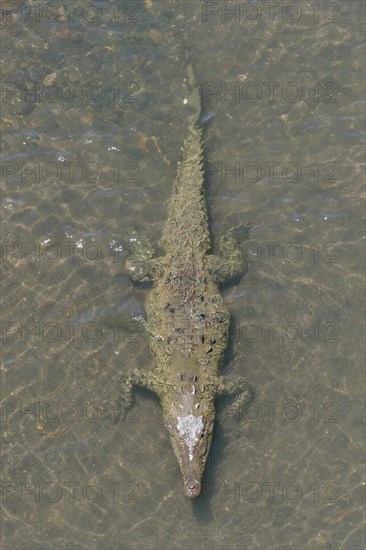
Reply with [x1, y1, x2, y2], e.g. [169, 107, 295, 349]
[184, 476, 201, 498]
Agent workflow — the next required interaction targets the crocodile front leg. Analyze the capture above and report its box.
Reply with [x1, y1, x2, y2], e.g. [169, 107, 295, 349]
[215, 374, 252, 415]
[120, 368, 165, 408]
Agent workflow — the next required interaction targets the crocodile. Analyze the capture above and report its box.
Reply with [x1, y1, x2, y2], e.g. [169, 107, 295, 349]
[122, 66, 250, 498]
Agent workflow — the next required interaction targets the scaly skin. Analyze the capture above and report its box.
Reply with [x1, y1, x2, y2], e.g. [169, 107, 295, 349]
[123, 68, 249, 498]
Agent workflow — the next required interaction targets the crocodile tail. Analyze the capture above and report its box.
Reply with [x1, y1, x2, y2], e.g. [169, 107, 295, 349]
[186, 64, 215, 129]
[185, 64, 205, 129]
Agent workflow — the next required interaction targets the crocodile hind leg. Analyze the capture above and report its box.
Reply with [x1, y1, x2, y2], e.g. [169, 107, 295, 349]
[126, 235, 162, 282]
[208, 225, 250, 284]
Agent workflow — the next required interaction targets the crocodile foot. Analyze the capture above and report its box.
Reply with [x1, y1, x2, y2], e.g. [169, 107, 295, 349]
[208, 225, 250, 284]
[215, 374, 253, 417]
[119, 368, 164, 409]
[125, 235, 162, 282]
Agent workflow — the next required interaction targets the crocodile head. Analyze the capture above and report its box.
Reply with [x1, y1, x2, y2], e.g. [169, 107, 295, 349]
[162, 374, 215, 498]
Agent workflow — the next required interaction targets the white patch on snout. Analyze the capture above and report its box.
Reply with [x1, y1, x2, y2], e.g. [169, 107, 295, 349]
[177, 414, 204, 461]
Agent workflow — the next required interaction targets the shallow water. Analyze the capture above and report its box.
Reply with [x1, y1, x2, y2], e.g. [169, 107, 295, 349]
[1, 1, 365, 549]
